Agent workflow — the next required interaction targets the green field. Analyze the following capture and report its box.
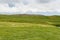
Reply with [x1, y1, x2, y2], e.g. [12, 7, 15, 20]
[0, 15, 60, 40]
[0, 27, 60, 40]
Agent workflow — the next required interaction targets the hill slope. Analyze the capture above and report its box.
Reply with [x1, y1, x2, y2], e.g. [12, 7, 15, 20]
[0, 15, 60, 40]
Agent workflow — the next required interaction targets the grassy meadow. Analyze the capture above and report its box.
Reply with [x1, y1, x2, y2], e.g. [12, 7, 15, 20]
[0, 14, 60, 40]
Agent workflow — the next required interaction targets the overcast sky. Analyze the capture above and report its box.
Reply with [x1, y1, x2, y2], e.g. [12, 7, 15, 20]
[0, 0, 60, 15]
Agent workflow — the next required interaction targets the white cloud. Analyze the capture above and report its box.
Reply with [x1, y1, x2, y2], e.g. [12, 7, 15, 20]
[0, 0, 60, 15]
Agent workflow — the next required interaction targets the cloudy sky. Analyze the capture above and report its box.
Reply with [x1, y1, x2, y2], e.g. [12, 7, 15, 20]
[0, 0, 60, 15]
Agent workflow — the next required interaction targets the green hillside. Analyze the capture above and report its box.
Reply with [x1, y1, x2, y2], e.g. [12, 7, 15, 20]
[0, 14, 60, 40]
[0, 15, 60, 26]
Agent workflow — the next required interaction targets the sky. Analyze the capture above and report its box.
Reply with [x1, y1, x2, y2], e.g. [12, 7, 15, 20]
[0, 0, 60, 15]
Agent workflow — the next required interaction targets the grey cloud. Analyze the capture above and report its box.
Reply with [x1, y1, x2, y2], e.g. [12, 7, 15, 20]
[40, 0, 50, 3]
[8, 2, 15, 7]
[0, 0, 21, 7]
[0, 0, 20, 3]
[37, 0, 52, 3]
[0, 0, 29, 7]
[22, 0, 29, 5]
[7, 0, 18, 7]
[0, 0, 54, 7]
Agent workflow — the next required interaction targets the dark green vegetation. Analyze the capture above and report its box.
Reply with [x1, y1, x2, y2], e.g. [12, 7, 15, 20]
[0, 14, 60, 40]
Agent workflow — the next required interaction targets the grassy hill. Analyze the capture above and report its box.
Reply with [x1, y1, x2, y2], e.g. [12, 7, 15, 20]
[0, 14, 60, 40]
[0, 15, 60, 26]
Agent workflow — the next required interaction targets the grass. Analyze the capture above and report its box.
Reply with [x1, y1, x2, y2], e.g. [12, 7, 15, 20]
[0, 22, 55, 27]
[0, 15, 60, 25]
[0, 15, 60, 40]
[0, 27, 60, 40]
